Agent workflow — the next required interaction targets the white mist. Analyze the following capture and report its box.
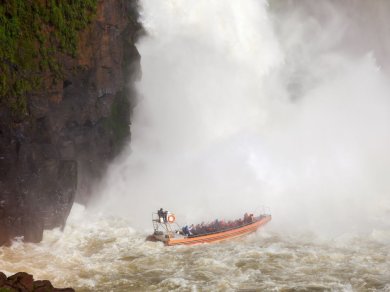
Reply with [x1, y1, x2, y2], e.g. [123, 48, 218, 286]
[94, 0, 390, 237]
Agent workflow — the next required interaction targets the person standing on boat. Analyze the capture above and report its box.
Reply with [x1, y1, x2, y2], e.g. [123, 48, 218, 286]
[158, 208, 164, 223]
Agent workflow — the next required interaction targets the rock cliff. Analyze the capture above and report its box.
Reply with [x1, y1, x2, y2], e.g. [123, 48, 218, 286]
[0, 0, 141, 245]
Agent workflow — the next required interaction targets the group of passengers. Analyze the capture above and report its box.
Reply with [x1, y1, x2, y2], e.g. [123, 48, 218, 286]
[182, 213, 254, 236]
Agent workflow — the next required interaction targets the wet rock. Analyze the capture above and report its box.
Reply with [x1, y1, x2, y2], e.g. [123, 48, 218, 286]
[0, 0, 141, 244]
[0, 272, 7, 286]
[33, 280, 54, 292]
[8, 272, 34, 291]
[29, 97, 49, 119]
[0, 271, 74, 292]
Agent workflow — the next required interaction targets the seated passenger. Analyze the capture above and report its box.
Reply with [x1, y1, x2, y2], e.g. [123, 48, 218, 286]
[182, 225, 193, 236]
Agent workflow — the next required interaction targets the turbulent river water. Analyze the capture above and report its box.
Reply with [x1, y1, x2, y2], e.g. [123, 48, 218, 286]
[1, 205, 389, 291]
[3, 0, 390, 291]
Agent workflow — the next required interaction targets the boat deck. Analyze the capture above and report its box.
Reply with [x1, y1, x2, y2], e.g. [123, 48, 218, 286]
[166, 215, 271, 246]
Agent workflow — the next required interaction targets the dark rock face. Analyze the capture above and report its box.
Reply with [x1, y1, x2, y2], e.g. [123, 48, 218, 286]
[0, 0, 141, 245]
[0, 271, 75, 292]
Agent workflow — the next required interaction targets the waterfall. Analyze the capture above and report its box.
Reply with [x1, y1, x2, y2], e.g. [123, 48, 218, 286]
[95, 0, 390, 236]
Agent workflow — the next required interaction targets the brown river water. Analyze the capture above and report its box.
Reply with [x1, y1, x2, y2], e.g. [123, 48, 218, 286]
[1, 205, 389, 291]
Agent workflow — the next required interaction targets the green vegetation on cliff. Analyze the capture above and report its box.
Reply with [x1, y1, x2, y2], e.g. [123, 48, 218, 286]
[0, 0, 98, 116]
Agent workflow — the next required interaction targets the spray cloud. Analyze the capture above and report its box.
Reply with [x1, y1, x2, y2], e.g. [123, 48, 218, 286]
[94, 0, 390, 237]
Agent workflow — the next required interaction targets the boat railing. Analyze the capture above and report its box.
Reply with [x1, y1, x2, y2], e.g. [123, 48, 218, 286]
[257, 206, 271, 216]
[151, 210, 271, 239]
[151, 213, 181, 236]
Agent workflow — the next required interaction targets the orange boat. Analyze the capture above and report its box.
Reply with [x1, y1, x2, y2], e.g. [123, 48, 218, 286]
[149, 211, 271, 246]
